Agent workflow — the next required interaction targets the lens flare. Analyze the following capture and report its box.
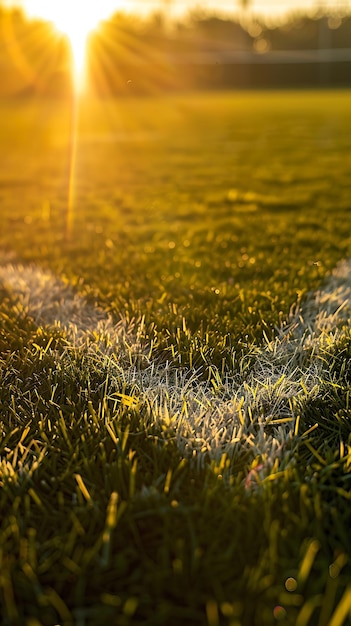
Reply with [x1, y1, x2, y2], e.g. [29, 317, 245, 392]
[22, 1, 117, 88]
[19, 1, 117, 239]
[47, 8, 99, 88]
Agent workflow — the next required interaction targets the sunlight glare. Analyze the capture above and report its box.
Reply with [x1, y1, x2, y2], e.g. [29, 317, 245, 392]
[22, 1, 118, 86]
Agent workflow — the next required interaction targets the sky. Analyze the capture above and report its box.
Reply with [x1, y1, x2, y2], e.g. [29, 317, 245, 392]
[4, 0, 338, 23]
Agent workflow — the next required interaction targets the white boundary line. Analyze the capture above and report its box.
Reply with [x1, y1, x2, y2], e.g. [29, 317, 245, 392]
[1, 258, 351, 469]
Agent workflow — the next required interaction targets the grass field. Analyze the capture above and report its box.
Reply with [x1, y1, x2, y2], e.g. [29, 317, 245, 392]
[1, 90, 351, 625]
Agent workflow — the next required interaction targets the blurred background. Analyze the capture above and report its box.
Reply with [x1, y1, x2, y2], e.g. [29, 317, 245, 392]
[1, 0, 351, 96]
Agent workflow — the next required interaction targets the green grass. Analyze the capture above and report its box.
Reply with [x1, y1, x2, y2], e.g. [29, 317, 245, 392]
[1, 90, 351, 625]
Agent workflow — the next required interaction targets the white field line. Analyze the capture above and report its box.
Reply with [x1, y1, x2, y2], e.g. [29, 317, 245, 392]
[1, 259, 351, 469]
[0, 263, 130, 344]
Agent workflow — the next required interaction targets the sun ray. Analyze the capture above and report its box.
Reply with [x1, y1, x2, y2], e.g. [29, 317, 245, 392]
[88, 17, 184, 96]
[65, 90, 79, 240]
[21, 1, 119, 90]
[19, 2, 121, 237]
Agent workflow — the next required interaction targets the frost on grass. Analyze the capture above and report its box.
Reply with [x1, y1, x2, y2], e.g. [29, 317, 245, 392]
[1, 258, 351, 471]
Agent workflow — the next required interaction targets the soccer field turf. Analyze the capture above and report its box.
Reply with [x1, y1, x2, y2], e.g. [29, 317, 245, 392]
[1, 90, 351, 625]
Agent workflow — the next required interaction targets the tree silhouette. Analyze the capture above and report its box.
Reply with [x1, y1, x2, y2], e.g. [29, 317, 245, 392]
[237, 0, 251, 28]
[238, 0, 251, 13]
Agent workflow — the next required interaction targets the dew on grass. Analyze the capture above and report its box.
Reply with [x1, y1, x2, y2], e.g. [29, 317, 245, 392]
[285, 577, 298, 592]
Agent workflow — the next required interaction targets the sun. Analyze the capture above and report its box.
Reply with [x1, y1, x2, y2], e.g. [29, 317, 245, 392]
[49, 6, 101, 77]
[22, 1, 118, 85]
